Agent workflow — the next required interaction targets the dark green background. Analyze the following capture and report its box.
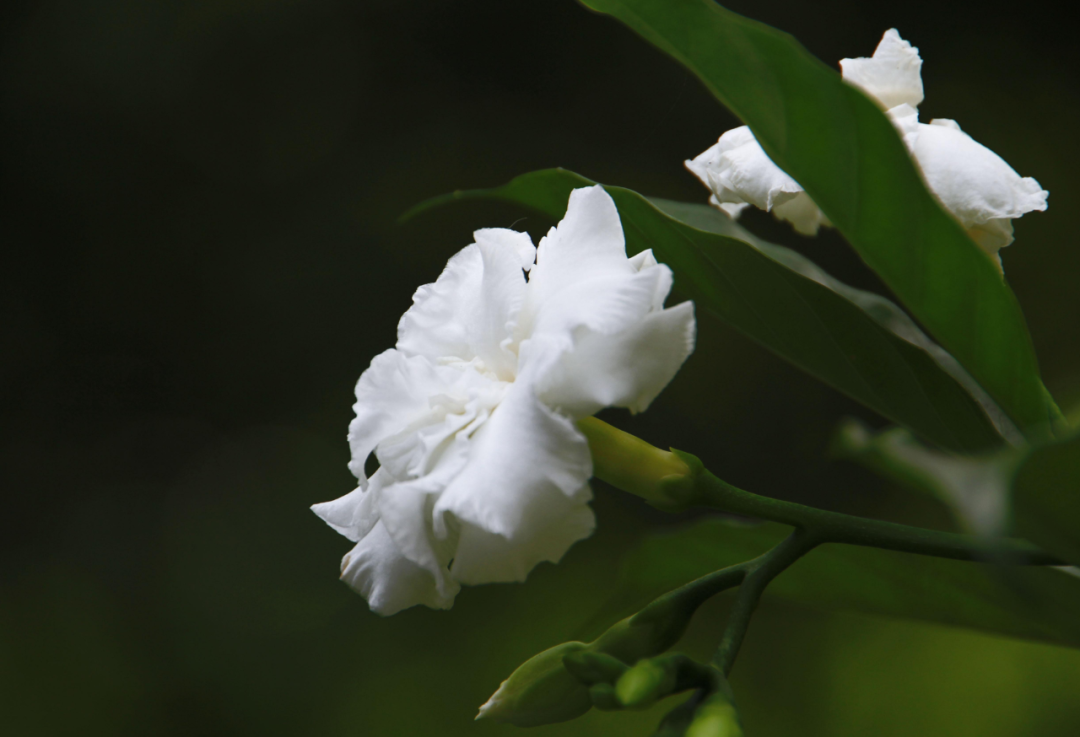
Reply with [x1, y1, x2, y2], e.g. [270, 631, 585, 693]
[2, 1, 1078, 734]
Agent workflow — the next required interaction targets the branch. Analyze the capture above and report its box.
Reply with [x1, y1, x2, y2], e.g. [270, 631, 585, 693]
[711, 529, 819, 675]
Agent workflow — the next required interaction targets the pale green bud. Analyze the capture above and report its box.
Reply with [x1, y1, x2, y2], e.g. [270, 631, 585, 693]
[686, 696, 743, 737]
[475, 641, 592, 727]
[615, 658, 672, 707]
[562, 650, 628, 685]
[577, 417, 695, 509]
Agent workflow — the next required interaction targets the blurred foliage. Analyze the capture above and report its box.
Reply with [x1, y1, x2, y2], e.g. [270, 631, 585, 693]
[1, 0, 1079, 735]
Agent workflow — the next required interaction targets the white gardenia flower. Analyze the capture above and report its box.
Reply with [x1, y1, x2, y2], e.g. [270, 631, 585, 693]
[311, 186, 696, 615]
[685, 29, 1048, 260]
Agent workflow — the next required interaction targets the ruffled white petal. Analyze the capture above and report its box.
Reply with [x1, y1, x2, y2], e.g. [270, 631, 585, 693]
[339, 519, 459, 616]
[396, 229, 534, 377]
[376, 424, 476, 594]
[522, 186, 633, 327]
[840, 29, 924, 110]
[450, 498, 595, 585]
[628, 248, 674, 311]
[346, 350, 462, 483]
[433, 383, 593, 541]
[684, 126, 829, 236]
[310, 468, 386, 542]
[526, 266, 665, 348]
[537, 300, 696, 418]
[907, 119, 1048, 254]
[520, 186, 673, 362]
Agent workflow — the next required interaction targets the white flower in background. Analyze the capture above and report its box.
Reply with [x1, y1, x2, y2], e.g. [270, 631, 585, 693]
[685, 29, 1048, 261]
[311, 186, 696, 615]
[684, 126, 831, 236]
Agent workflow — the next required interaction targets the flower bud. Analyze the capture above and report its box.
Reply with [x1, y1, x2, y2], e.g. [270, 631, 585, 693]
[587, 682, 623, 711]
[475, 641, 592, 727]
[562, 650, 628, 685]
[577, 417, 694, 509]
[615, 653, 715, 708]
[615, 658, 673, 707]
[686, 694, 743, 737]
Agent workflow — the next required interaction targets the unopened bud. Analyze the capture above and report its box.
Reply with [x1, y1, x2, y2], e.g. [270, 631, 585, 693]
[615, 658, 672, 707]
[476, 641, 592, 727]
[686, 694, 743, 737]
[577, 417, 695, 509]
[587, 682, 622, 711]
[562, 650, 628, 685]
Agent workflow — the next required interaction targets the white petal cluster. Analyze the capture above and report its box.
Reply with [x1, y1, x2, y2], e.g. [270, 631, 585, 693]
[312, 186, 696, 615]
[685, 29, 1048, 260]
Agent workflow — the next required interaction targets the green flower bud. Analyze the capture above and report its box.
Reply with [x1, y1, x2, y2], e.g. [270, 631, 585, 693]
[685, 694, 743, 737]
[577, 417, 695, 509]
[587, 682, 623, 711]
[562, 650, 628, 685]
[475, 642, 592, 727]
[592, 605, 693, 665]
[615, 658, 672, 707]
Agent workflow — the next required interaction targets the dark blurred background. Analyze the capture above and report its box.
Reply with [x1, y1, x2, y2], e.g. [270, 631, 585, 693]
[2, 1, 1079, 735]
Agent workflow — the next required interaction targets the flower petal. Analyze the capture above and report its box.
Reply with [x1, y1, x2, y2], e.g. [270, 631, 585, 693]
[396, 229, 533, 376]
[377, 433, 472, 601]
[840, 29, 924, 110]
[628, 249, 675, 311]
[346, 350, 459, 482]
[687, 126, 802, 210]
[522, 186, 634, 323]
[908, 120, 1048, 253]
[537, 300, 696, 417]
[527, 266, 666, 348]
[450, 497, 595, 585]
[339, 519, 459, 616]
[685, 127, 829, 235]
[433, 382, 592, 543]
[772, 192, 832, 236]
[311, 467, 387, 542]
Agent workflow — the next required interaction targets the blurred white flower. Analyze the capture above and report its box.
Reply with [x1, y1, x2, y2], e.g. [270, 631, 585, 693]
[685, 29, 1048, 261]
[312, 186, 696, 615]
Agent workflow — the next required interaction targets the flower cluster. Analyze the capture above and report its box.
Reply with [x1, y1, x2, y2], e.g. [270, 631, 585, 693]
[686, 29, 1048, 261]
[312, 186, 696, 615]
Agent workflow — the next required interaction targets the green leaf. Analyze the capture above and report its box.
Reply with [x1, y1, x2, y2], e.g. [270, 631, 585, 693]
[406, 168, 1004, 453]
[616, 518, 1080, 649]
[576, 0, 1058, 439]
[1012, 434, 1080, 567]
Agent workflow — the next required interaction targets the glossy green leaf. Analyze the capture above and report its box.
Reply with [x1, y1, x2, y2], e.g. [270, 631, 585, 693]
[1012, 434, 1080, 566]
[577, 0, 1058, 439]
[616, 518, 1080, 648]
[406, 168, 1004, 453]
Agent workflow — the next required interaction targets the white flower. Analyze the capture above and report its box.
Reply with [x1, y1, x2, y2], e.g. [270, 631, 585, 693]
[311, 186, 696, 615]
[839, 28, 924, 111]
[684, 127, 831, 236]
[685, 29, 1048, 261]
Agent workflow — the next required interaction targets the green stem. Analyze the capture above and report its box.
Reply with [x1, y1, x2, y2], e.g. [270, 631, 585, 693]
[580, 419, 1059, 565]
[689, 465, 1057, 564]
[632, 560, 748, 626]
[712, 530, 818, 676]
